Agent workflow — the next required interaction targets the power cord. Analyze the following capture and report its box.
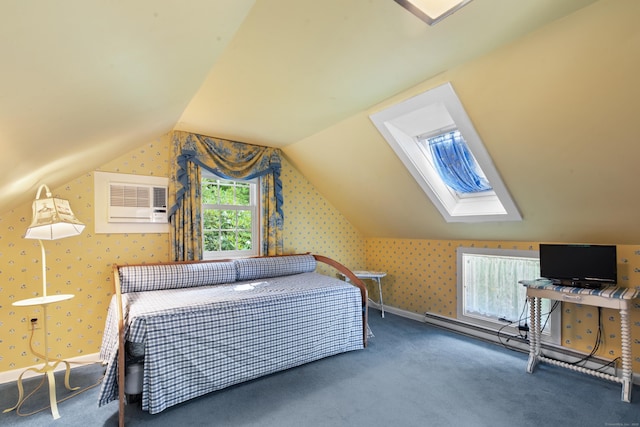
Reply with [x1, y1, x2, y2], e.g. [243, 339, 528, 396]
[497, 319, 526, 350]
[15, 372, 104, 417]
[495, 299, 617, 374]
[538, 305, 616, 373]
[497, 299, 559, 351]
[565, 306, 603, 367]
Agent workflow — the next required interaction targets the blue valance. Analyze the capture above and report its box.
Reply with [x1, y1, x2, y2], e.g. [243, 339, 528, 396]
[169, 131, 284, 260]
[169, 132, 283, 218]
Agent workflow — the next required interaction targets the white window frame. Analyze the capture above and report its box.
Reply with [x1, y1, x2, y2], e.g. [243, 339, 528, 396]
[369, 82, 521, 222]
[456, 246, 560, 345]
[201, 171, 260, 260]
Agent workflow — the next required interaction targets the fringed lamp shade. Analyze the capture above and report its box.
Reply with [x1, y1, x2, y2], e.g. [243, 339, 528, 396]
[24, 185, 85, 240]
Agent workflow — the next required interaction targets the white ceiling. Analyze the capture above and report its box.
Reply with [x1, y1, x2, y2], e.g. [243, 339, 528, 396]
[3, 0, 619, 243]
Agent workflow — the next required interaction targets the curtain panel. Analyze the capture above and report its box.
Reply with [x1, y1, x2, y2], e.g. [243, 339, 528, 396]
[169, 131, 284, 261]
[428, 131, 492, 194]
[463, 253, 541, 322]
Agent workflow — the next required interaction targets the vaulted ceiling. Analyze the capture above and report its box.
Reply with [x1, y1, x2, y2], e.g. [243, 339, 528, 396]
[3, 0, 640, 243]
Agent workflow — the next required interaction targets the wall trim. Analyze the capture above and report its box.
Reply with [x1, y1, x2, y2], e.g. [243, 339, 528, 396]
[0, 353, 102, 385]
[370, 302, 424, 322]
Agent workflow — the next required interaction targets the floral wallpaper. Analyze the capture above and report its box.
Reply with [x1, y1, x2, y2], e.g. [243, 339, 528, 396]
[280, 153, 366, 276]
[0, 135, 171, 373]
[0, 136, 366, 374]
[1, 134, 638, 378]
[365, 238, 640, 371]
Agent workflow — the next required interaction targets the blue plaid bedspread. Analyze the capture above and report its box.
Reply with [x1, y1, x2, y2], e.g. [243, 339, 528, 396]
[98, 272, 363, 414]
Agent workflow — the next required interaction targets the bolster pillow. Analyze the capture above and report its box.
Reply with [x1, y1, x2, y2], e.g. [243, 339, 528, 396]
[118, 261, 236, 293]
[234, 255, 317, 281]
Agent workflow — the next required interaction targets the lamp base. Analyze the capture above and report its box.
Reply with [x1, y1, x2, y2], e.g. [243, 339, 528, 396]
[6, 294, 78, 419]
[3, 358, 79, 419]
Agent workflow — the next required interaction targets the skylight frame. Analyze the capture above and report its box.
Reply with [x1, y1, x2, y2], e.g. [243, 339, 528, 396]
[369, 82, 521, 223]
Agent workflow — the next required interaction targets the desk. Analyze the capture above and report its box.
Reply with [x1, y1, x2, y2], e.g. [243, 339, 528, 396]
[4, 294, 78, 419]
[341, 271, 386, 318]
[520, 280, 638, 402]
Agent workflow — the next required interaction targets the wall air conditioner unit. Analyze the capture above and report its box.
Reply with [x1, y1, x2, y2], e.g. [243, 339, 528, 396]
[108, 183, 168, 223]
[94, 171, 169, 234]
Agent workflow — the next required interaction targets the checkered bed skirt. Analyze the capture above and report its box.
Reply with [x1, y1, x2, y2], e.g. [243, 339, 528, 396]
[98, 272, 363, 414]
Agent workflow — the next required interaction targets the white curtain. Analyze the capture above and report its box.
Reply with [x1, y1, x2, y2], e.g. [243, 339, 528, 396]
[463, 254, 543, 323]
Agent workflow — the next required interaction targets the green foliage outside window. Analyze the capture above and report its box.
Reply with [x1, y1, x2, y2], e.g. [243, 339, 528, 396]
[202, 178, 253, 252]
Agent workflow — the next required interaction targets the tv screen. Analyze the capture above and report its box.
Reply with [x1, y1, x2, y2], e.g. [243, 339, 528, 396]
[539, 244, 617, 288]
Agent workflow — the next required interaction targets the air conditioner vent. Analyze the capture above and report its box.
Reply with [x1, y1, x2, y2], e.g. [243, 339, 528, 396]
[107, 182, 168, 224]
[152, 186, 166, 208]
[110, 185, 151, 208]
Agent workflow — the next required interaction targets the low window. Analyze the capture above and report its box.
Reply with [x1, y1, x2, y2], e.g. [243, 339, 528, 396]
[201, 173, 259, 259]
[457, 247, 560, 344]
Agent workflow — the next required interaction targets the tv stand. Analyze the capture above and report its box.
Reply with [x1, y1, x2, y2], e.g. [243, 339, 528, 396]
[520, 280, 639, 402]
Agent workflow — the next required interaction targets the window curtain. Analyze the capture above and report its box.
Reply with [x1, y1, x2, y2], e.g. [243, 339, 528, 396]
[168, 131, 284, 261]
[463, 254, 546, 323]
[427, 131, 492, 193]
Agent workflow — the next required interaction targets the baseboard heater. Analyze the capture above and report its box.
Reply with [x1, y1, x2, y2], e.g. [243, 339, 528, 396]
[423, 311, 638, 385]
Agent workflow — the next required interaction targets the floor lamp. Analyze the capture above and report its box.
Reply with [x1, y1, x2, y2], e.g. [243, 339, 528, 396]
[3, 184, 85, 420]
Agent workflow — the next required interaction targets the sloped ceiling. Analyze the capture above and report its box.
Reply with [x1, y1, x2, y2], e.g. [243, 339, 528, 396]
[5, 0, 640, 244]
[176, 0, 598, 146]
[0, 0, 256, 209]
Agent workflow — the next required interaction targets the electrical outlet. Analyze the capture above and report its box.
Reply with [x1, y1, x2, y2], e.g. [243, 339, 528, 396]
[30, 317, 40, 330]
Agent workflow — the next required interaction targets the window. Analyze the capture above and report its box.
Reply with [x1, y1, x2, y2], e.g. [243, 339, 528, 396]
[457, 247, 560, 344]
[201, 173, 259, 259]
[417, 129, 493, 197]
[369, 82, 521, 222]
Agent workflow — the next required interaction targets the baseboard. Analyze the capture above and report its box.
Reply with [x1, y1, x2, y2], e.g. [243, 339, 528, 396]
[376, 304, 640, 386]
[0, 353, 102, 385]
[370, 302, 424, 322]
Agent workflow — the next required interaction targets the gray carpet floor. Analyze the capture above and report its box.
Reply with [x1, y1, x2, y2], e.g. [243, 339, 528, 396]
[0, 311, 638, 427]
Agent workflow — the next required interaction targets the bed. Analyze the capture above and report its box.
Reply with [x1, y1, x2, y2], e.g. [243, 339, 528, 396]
[97, 254, 368, 423]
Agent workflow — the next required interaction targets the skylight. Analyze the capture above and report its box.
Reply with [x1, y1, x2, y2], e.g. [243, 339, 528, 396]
[369, 82, 521, 223]
[419, 129, 492, 195]
[393, 0, 474, 26]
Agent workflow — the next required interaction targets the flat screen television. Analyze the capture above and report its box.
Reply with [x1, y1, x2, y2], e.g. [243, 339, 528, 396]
[539, 244, 617, 288]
